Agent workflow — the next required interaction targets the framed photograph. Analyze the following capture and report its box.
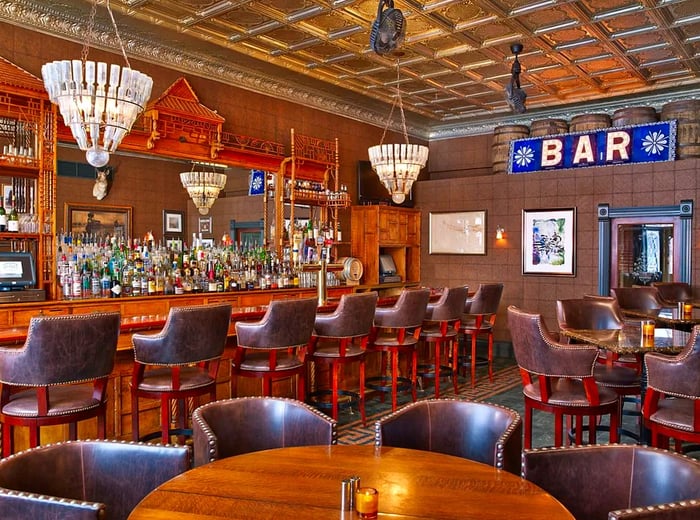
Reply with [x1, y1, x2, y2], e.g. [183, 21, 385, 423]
[65, 203, 132, 239]
[199, 216, 212, 235]
[2, 185, 12, 208]
[429, 210, 486, 255]
[163, 209, 184, 235]
[166, 237, 183, 252]
[522, 208, 576, 276]
[201, 238, 214, 248]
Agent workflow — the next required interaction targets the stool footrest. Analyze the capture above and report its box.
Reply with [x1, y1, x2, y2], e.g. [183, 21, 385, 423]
[307, 389, 359, 411]
[366, 376, 412, 394]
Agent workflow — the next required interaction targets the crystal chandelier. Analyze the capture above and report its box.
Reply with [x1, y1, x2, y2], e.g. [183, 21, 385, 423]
[180, 168, 227, 215]
[41, 0, 153, 168]
[368, 62, 428, 204]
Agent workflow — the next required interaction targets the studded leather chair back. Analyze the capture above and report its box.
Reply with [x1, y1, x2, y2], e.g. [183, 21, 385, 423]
[314, 292, 377, 338]
[611, 287, 663, 312]
[375, 399, 522, 474]
[373, 288, 430, 329]
[464, 283, 503, 315]
[651, 281, 694, 304]
[192, 396, 337, 466]
[425, 286, 468, 322]
[236, 297, 317, 348]
[0, 439, 189, 520]
[556, 298, 624, 331]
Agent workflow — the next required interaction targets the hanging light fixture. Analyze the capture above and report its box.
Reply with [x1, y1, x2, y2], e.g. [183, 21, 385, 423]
[41, 0, 153, 168]
[180, 164, 227, 215]
[368, 62, 428, 205]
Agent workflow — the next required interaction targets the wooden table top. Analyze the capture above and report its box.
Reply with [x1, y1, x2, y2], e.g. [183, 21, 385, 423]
[561, 324, 689, 355]
[128, 445, 574, 520]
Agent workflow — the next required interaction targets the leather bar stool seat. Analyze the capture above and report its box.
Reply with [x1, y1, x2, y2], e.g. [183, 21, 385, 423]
[309, 292, 377, 423]
[366, 288, 430, 412]
[0, 312, 121, 457]
[131, 303, 232, 443]
[417, 286, 468, 398]
[232, 297, 317, 400]
[459, 283, 503, 387]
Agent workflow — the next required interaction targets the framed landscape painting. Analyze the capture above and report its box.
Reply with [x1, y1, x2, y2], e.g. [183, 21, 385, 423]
[428, 210, 487, 255]
[522, 208, 576, 276]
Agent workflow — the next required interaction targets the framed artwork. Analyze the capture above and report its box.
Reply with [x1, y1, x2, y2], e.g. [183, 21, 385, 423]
[163, 209, 184, 235]
[65, 203, 132, 239]
[201, 238, 214, 248]
[429, 210, 486, 255]
[522, 208, 576, 276]
[199, 216, 212, 235]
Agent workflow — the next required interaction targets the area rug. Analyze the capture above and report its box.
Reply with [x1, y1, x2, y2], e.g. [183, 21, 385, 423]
[337, 364, 521, 445]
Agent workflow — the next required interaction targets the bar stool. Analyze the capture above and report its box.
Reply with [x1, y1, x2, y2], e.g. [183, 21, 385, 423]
[309, 292, 377, 423]
[232, 297, 317, 400]
[131, 303, 232, 443]
[0, 312, 121, 457]
[366, 288, 430, 412]
[459, 283, 503, 387]
[417, 285, 468, 398]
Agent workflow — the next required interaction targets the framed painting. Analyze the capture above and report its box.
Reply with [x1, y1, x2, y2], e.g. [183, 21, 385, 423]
[163, 209, 184, 235]
[199, 216, 212, 235]
[429, 210, 487, 255]
[522, 208, 576, 276]
[65, 203, 132, 239]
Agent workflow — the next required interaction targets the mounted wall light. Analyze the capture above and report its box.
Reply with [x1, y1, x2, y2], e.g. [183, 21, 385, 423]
[496, 225, 505, 240]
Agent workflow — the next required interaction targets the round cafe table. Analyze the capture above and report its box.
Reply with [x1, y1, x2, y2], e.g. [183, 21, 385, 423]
[128, 445, 573, 519]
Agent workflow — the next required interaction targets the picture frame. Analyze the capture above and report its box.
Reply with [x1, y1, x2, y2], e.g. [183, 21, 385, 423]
[198, 216, 212, 235]
[163, 209, 184, 235]
[201, 238, 214, 248]
[65, 203, 132, 239]
[429, 210, 487, 255]
[522, 208, 576, 276]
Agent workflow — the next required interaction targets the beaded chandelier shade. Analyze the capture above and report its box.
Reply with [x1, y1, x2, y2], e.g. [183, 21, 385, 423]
[368, 62, 428, 205]
[41, 0, 153, 168]
[180, 170, 227, 215]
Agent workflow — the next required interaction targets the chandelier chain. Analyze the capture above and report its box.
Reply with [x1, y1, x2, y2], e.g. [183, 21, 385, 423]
[379, 60, 411, 146]
[81, 0, 132, 68]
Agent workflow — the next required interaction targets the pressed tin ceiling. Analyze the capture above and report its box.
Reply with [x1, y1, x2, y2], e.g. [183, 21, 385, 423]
[1, 0, 699, 139]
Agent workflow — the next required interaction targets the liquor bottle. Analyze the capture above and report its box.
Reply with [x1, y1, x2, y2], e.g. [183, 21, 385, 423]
[7, 199, 19, 232]
[0, 196, 6, 232]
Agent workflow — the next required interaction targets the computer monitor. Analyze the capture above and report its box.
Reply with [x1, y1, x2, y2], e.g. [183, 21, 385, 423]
[0, 252, 36, 291]
[379, 254, 397, 276]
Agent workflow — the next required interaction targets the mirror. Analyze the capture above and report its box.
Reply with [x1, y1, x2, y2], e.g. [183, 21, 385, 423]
[598, 201, 693, 296]
[613, 219, 676, 287]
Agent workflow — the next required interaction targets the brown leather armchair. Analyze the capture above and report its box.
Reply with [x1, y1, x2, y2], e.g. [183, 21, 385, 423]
[460, 283, 504, 387]
[522, 444, 700, 520]
[310, 291, 378, 423]
[507, 305, 620, 448]
[375, 398, 522, 475]
[418, 285, 469, 398]
[131, 303, 232, 443]
[611, 287, 664, 312]
[232, 297, 317, 400]
[0, 311, 121, 457]
[556, 298, 641, 435]
[0, 439, 190, 520]
[192, 396, 337, 467]
[651, 281, 694, 305]
[366, 288, 431, 412]
[643, 325, 700, 451]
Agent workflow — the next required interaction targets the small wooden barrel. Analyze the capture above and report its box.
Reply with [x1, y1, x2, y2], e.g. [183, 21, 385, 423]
[530, 118, 568, 137]
[612, 106, 658, 127]
[661, 100, 700, 159]
[492, 124, 529, 174]
[570, 113, 611, 133]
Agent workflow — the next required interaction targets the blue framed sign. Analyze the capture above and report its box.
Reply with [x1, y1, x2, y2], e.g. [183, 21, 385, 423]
[508, 120, 676, 174]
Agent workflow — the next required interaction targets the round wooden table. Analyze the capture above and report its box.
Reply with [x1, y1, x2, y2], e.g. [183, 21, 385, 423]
[129, 445, 574, 519]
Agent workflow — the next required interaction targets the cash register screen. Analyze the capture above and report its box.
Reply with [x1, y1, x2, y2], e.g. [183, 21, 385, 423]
[0, 252, 36, 290]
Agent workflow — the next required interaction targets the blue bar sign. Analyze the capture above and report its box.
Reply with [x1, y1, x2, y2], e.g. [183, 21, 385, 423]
[508, 120, 677, 174]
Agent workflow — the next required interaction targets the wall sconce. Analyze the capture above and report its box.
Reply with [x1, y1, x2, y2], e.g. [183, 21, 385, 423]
[496, 225, 505, 240]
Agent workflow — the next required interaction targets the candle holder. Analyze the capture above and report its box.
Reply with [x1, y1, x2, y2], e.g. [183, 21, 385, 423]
[355, 487, 379, 518]
[641, 320, 655, 348]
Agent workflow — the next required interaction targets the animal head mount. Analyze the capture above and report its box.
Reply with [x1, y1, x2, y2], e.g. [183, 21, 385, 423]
[93, 166, 113, 200]
[505, 43, 527, 114]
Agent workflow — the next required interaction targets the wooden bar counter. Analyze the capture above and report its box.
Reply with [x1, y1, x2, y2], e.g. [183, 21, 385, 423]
[0, 283, 415, 451]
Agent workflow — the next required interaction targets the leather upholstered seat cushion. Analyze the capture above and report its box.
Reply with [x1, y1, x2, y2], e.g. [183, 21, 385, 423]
[237, 351, 304, 372]
[2, 386, 102, 417]
[136, 366, 216, 392]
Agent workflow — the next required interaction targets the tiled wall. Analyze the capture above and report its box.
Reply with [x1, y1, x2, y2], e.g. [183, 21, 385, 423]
[415, 133, 700, 341]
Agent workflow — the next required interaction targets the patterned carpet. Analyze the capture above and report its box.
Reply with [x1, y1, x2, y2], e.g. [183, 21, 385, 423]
[337, 363, 521, 445]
